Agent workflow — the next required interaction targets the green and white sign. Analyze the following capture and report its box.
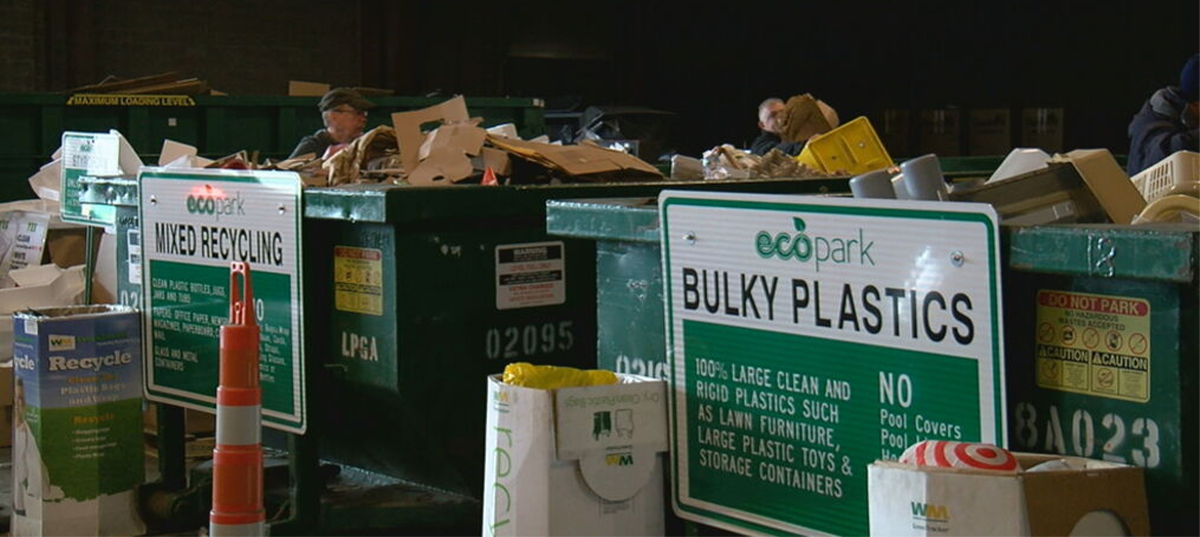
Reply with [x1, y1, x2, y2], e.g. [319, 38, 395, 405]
[140, 168, 306, 433]
[61, 131, 123, 226]
[660, 191, 1004, 535]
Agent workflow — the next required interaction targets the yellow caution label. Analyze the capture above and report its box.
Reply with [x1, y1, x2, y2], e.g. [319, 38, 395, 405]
[67, 94, 196, 106]
[334, 246, 383, 316]
[1035, 290, 1150, 402]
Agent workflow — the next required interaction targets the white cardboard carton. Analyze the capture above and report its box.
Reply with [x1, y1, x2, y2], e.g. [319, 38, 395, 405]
[483, 374, 667, 536]
[868, 453, 1149, 536]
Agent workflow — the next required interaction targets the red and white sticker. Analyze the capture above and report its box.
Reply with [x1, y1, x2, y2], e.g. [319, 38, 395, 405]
[495, 241, 565, 310]
[900, 440, 1018, 472]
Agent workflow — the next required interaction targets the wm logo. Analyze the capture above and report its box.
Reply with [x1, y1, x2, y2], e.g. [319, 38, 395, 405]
[605, 453, 633, 466]
[911, 502, 950, 522]
[49, 335, 76, 351]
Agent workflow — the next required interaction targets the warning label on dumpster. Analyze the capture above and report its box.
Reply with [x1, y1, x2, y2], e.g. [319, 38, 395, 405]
[495, 241, 565, 310]
[334, 246, 383, 316]
[1035, 290, 1150, 402]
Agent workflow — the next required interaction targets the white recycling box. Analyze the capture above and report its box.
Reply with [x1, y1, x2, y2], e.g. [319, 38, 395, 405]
[868, 453, 1149, 536]
[483, 374, 668, 536]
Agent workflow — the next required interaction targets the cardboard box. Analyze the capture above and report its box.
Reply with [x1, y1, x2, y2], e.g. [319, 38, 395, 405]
[1050, 149, 1146, 224]
[918, 108, 962, 156]
[483, 374, 668, 536]
[1021, 108, 1064, 153]
[0, 265, 88, 361]
[868, 453, 1149, 536]
[143, 402, 216, 436]
[11, 305, 145, 536]
[969, 109, 1012, 156]
[288, 80, 330, 97]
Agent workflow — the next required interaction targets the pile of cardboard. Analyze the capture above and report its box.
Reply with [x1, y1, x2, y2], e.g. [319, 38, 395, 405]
[64, 71, 222, 96]
[283, 96, 663, 187]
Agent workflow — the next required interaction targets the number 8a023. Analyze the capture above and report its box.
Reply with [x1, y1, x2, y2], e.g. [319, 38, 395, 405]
[1012, 402, 1161, 468]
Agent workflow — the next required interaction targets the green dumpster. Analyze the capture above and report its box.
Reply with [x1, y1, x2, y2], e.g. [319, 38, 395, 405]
[1003, 224, 1198, 536]
[547, 199, 1196, 535]
[295, 178, 848, 530]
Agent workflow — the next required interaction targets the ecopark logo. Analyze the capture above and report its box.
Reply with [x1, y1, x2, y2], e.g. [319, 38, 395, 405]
[755, 217, 875, 272]
[186, 185, 245, 222]
[911, 501, 951, 523]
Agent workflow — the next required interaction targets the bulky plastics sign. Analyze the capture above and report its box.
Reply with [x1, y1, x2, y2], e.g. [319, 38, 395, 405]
[661, 191, 1004, 535]
[140, 168, 306, 433]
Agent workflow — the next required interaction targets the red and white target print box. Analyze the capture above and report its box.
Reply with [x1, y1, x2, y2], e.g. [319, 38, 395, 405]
[868, 453, 1149, 536]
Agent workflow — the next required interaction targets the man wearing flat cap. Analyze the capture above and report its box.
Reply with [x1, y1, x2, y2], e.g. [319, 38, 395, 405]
[289, 88, 373, 159]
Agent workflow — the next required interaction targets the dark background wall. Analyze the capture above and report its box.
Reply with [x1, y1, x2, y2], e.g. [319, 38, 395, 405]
[2, 0, 1196, 157]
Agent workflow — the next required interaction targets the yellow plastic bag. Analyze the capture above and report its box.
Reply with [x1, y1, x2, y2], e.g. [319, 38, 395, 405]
[502, 362, 618, 390]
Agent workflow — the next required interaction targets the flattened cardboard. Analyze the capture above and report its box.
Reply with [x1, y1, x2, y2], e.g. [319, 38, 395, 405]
[391, 96, 470, 174]
[1050, 149, 1146, 224]
[288, 80, 330, 97]
[407, 147, 474, 186]
[487, 135, 661, 178]
[418, 122, 487, 161]
[480, 147, 512, 175]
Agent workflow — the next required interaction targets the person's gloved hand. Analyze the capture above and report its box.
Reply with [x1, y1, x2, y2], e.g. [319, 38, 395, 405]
[322, 143, 349, 160]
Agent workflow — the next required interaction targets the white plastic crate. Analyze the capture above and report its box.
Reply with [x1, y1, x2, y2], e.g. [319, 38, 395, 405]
[1130, 150, 1199, 202]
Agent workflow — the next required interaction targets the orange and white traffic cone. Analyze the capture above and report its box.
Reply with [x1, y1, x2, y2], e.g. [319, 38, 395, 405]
[210, 262, 266, 536]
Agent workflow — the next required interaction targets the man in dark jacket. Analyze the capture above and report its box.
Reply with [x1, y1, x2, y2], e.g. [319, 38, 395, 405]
[1127, 54, 1198, 175]
[749, 98, 803, 156]
[289, 88, 373, 159]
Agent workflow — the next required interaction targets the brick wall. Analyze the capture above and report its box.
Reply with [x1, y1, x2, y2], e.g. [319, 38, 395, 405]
[91, 0, 362, 95]
[0, 0, 40, 92]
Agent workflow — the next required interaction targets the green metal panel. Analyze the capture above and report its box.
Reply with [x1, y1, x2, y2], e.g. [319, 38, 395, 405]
[551, 200, 1197, 536]
[302, 178, 849, 501]
[1003, 224, 1198, 536]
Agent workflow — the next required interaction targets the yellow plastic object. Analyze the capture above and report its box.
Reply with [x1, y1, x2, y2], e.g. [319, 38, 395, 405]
[796, 116, 894, 175]
[502, 362, 618, 389]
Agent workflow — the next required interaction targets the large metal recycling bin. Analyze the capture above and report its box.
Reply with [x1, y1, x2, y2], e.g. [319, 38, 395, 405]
[547, 199, 1197, 536]
[300, 178, 848, 501]
[1003, 224, 1197, 536]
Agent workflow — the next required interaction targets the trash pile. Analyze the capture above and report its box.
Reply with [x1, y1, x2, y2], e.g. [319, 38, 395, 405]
[697, 146, 837, 180]
[291, 96, 663, 187]
[670, 93, 848, 181]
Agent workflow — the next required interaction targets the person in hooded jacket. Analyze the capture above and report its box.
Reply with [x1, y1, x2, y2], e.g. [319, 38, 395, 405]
[1127, 54, 1198, 175]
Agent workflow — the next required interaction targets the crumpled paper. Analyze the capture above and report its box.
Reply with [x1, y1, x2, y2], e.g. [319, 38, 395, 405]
[701, 146, 833, 180]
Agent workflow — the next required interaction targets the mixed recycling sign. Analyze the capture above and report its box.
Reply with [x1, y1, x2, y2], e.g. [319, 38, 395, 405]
[139, 168, 306, 433]
[660, 191, 1004, 535]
